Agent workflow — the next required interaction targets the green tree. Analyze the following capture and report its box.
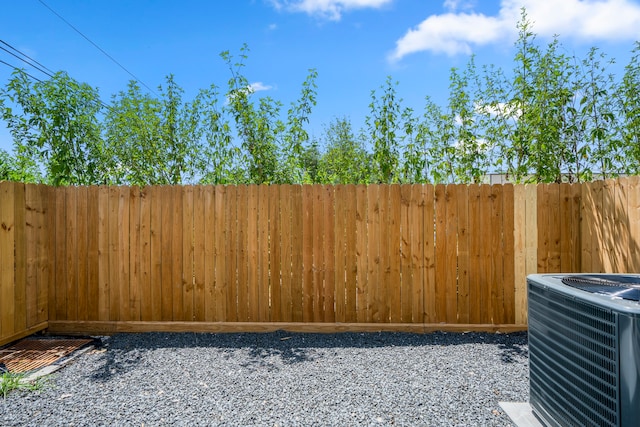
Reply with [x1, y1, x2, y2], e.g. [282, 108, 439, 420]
[615, 42, 640, 175]
[367, 76, 401, 183]
[317, 117, 372, 184]
[0, 70, 107, 185]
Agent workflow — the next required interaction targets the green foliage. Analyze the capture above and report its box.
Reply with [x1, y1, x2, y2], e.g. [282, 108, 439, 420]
[316, 117, 373, 184]
[1, 371, 47, 399]
[367, 76, 401, 183]
[615, 42, 640, 174]
[1, 71, 107, 185]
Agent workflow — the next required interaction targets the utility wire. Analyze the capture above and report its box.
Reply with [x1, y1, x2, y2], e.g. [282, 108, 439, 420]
[0, 39, 56, 77]
[0, 55, 112, 112]
[0, 59, 44, 82]
[37, 0, 158, 96]
[0, 44, 54, 79]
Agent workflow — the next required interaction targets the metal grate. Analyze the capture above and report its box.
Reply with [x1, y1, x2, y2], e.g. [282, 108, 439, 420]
[0, 338, 94, 373]
[528, 284, 619, 427]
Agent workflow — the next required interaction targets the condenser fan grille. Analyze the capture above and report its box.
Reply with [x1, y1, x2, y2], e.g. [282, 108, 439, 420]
[562, 275, 640, 302]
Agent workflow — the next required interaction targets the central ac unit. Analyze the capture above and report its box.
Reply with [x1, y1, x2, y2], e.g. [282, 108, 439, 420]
[527, 274, 640, 427]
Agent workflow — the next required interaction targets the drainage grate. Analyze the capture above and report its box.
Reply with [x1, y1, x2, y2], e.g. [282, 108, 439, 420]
[0, 338, 94, 373]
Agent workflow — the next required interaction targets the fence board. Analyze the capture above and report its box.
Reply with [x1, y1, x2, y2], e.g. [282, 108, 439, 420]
[76, 186, 88, 322]
[344, 185, 357, 323]
[547, 184, 561, 272]
[160, 186, 173, 320]
[24, 185, 38, 328]
[129, 186, 141, 321]
[355, 185, 368, 323]
[434, 184, 447, 323]
[591, 180, 605, 272]
[279, 185, 293, 322]
[629, 176, 640, 272]
[35, 185, 50, 324]
[502, 184, 515, 324]
[537, 185, 550, 273]
[258, 186, 270, 321]
[410, 184, 424, 323]
[268, 185, 281, 322]
[237, 185, 250, 321]
[246, 185, 259, 322]
[290, 185, 303, 322]
[193, 186, 205, 322]
[214, 186, 227, 322]
[513, 185, 526, 325]
[423, 184, 436, 323]
[302, 185, 314, 322]
[400, 185, 412, 323]
[615, 178, 630, 272]
[65, 187, 78, 321]
[389, 185, 402, 323]
[170, 186, 183, 321]
[0, 182, 16, 338]
[378, 184, 391, 322]
[366, 185, 380, 323]
[139, 187, 152, 321]
[148, 186, 162, 321]
[181, 186, 194, 321]
[457, 184, 470, 324]
[225, 186, 238, 322]
[334, 185, 347, 323]
[312, 185, 324, 322]
[323, 185, 336, 323]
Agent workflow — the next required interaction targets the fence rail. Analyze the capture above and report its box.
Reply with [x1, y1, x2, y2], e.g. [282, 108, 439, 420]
[2, 178, 639, 344]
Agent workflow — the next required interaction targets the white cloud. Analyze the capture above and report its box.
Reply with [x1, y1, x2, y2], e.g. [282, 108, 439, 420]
[248, 82, 273, 93]
[271, 0, 393, 21]
[268, 23, 278, 30]
[391, 0, 640, 60]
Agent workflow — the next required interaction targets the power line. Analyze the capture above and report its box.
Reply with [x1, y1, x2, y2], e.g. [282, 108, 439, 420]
[37, 0, 158, 97]
[0, 59, 44, 82]
[0, 40, 56, 77]
[0, 43, 54, 79]
[0, 56, 112, 112]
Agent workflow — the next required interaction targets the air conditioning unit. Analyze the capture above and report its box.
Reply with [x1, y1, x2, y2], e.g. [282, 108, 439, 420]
[527, 274, 640, 427]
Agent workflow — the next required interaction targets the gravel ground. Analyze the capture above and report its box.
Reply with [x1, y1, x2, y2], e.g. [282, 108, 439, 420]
[1, 331, 529, 426]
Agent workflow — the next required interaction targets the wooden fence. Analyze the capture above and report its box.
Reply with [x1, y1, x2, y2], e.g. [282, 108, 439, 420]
[1, 178, 639, 344]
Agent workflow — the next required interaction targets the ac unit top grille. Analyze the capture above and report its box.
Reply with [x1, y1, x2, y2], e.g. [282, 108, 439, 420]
[562, 274, 640, 301]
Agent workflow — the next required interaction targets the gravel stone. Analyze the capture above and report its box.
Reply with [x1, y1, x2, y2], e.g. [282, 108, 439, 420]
[1, 331, 529, 426]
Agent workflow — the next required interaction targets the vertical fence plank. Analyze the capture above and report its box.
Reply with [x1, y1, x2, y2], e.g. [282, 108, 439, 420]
[65, 187, 78, 321]
[628, 176, 640, 272]
[355, 184, 368, 323]
[204, 186, 215, 321]
[400, 185, 413, 323]
[160, 186, 173, 320]
[580, 182, 593, 272]
[525, 184, 538, 281]
[170, 186, 183, 321]
[225, 185, 238, 322]
[445, 185, 458, 323]
[570, 184, 582, 273]
[502, 184, 515, 325]
[1, 182, 16, 338]
[434, 184, 447, 323]
[388, 185, 402, 323]
[182, 186, 194, 321]
[76, 186, 88, 321]
[334, 185, 347, 323]
[236, 185, 249, 321]
[139, 187, 152, 321]
[24, 185, 38, 328]
[193, 186, 205, 322]
[302, 185, 314, 322]
[378, 185, 392, 323]
[423, 184, 436, 323]
[246, 184, 259, 321]
[468, 184, 481, 324]
[268, 185, 281, 322]
[548, 184, 561, 272]
[279, 185, 293, 322]
[457, 184, 470, 324]
[53, 187, 67, 321]
[149, 186, 162, 321]
[36, 185, 51, 324]
[387, 185, 401, 322]
[86, 186, 99, 322]
[97, 187, 109, 321]
[290, 185, 304, 322]
[592, 180, 605, 272]
[537, 184, 550, 273]
[513, 185, 526, 325]
[323, 185, 336, 323]
[13, 184, 26, 332]
[410, 184, 424, 323]
[615, 178, 630, 272]
[118, 187, 130, 322]
[214, 186, 227, 322]
[129, 187, 141, 321]
[312, 185, 325, 322]
[344, 184, 358, 323]
[366, 185, 379, 323]
[258, 185, 270, 321]
[491, 185, 505, 324]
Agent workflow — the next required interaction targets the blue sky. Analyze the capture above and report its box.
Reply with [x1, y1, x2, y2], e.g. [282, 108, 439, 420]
[2, 0, 640, 154]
